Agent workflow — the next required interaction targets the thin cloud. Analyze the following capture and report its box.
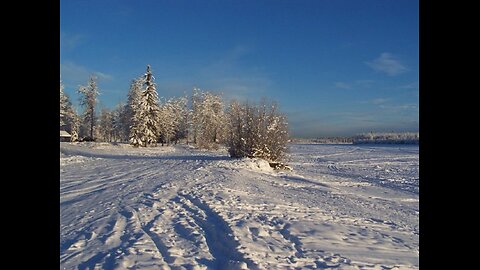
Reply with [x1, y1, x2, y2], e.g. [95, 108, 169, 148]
[95, 72, 113, 81]
[335, 80, 375, 90]
[399, 82, 419, 89]
[366, 53, 408, 76]
[60, 32, 86, 51]
[379, 103, 418, 111]
[354, 80, 375, 88]
[372, 98, 389, 105]
[213, 77, 271, 102]
[334, 82, 351, 89]
[61, 61, 113, 87]
[195, 45, 272, 101]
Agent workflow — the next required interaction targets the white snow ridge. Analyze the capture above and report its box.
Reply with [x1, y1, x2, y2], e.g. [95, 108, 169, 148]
[60, 142, 419, 269]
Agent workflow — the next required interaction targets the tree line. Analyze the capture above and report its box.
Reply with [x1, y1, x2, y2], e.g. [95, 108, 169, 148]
[60, 65, 289, 162]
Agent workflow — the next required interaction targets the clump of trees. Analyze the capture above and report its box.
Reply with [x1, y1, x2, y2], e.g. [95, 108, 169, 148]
[226, 99, 289, 162]
[60, 80, 80, 141]
[60, 64, 290, 163]
[353, 132, 419, 144]
[158, 96, 188, 145]
[191, 88, 226, 149]
[78, 76, 99, 141]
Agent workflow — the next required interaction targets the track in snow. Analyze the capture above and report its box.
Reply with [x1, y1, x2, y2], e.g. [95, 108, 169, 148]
[60, 142, 419, 269]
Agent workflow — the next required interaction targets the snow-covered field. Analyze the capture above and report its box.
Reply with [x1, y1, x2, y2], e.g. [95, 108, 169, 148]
[60, 142, 419, 269]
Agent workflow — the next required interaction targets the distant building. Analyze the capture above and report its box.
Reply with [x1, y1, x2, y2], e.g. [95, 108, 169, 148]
[60, 130, 72, 142]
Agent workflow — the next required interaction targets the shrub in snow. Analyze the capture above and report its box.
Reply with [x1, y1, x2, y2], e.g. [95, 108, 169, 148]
[225, 99, 289, 163]
[190, 88, 226, 150]
[158, 96, 188, 145]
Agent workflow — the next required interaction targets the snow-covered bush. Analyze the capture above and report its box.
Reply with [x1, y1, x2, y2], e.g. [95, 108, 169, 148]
[190, 88, 226, 149]
[158, 96, 188, 145]
[225, 99, 289, 162]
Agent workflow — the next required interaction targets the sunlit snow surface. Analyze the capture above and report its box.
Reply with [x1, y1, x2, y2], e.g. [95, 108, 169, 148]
[60, 142, 419, 269]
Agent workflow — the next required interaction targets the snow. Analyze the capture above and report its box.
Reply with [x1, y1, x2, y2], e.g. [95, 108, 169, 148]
[60, 142, 419, 269]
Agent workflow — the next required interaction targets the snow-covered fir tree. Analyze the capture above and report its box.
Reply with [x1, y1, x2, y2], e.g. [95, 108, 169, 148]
[70, 116, 80, 142]
[125, 78, 144, 146]
[138, 65, 160, 147]
[60, 81, 68, 127]
[78, 76, 99, 140]
[60, 80, 80, 141]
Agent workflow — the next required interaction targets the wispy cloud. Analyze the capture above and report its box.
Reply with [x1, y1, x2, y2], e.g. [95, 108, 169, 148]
[194, 45, 272, 101]
[399, 81, 419, 89]
[335, 80, 375, 90]
[60, 32, 86, 51]
[150, 45, 272, 102]
[95, 72, 113, 81]
[61, 61, 113, 87]
[334, 82, 351, 89]
[372, 98, 389, 105]
[366, 53, 408, 76]
[364, 98, 417, 111]
[354, 80, 375, 88]
[379, 103, 418, 111]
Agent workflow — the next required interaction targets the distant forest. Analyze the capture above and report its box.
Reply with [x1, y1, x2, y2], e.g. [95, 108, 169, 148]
[292, 132, 419, 145]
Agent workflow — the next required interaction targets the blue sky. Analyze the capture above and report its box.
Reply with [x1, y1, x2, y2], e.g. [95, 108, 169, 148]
[60, 0, 418, 137]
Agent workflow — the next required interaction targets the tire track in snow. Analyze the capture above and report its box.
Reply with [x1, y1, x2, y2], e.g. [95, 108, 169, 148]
[61, 143, 418, 269]
[141, 212, 176, 265]
[176, 192, 258, 270]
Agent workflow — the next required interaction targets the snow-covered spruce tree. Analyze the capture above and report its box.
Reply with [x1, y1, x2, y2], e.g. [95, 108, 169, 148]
[60, 81, 81, 141]
[139, 65, 160, 147]
[78, 76, 99, 140]
[70, 114, 80, 142]
[190, 88, 225, 149]
[60, 81, 68, 128]
[125, 78, 144, 146]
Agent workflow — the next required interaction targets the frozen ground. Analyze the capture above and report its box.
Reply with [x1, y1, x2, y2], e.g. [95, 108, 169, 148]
[60, 142, 419, 269]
